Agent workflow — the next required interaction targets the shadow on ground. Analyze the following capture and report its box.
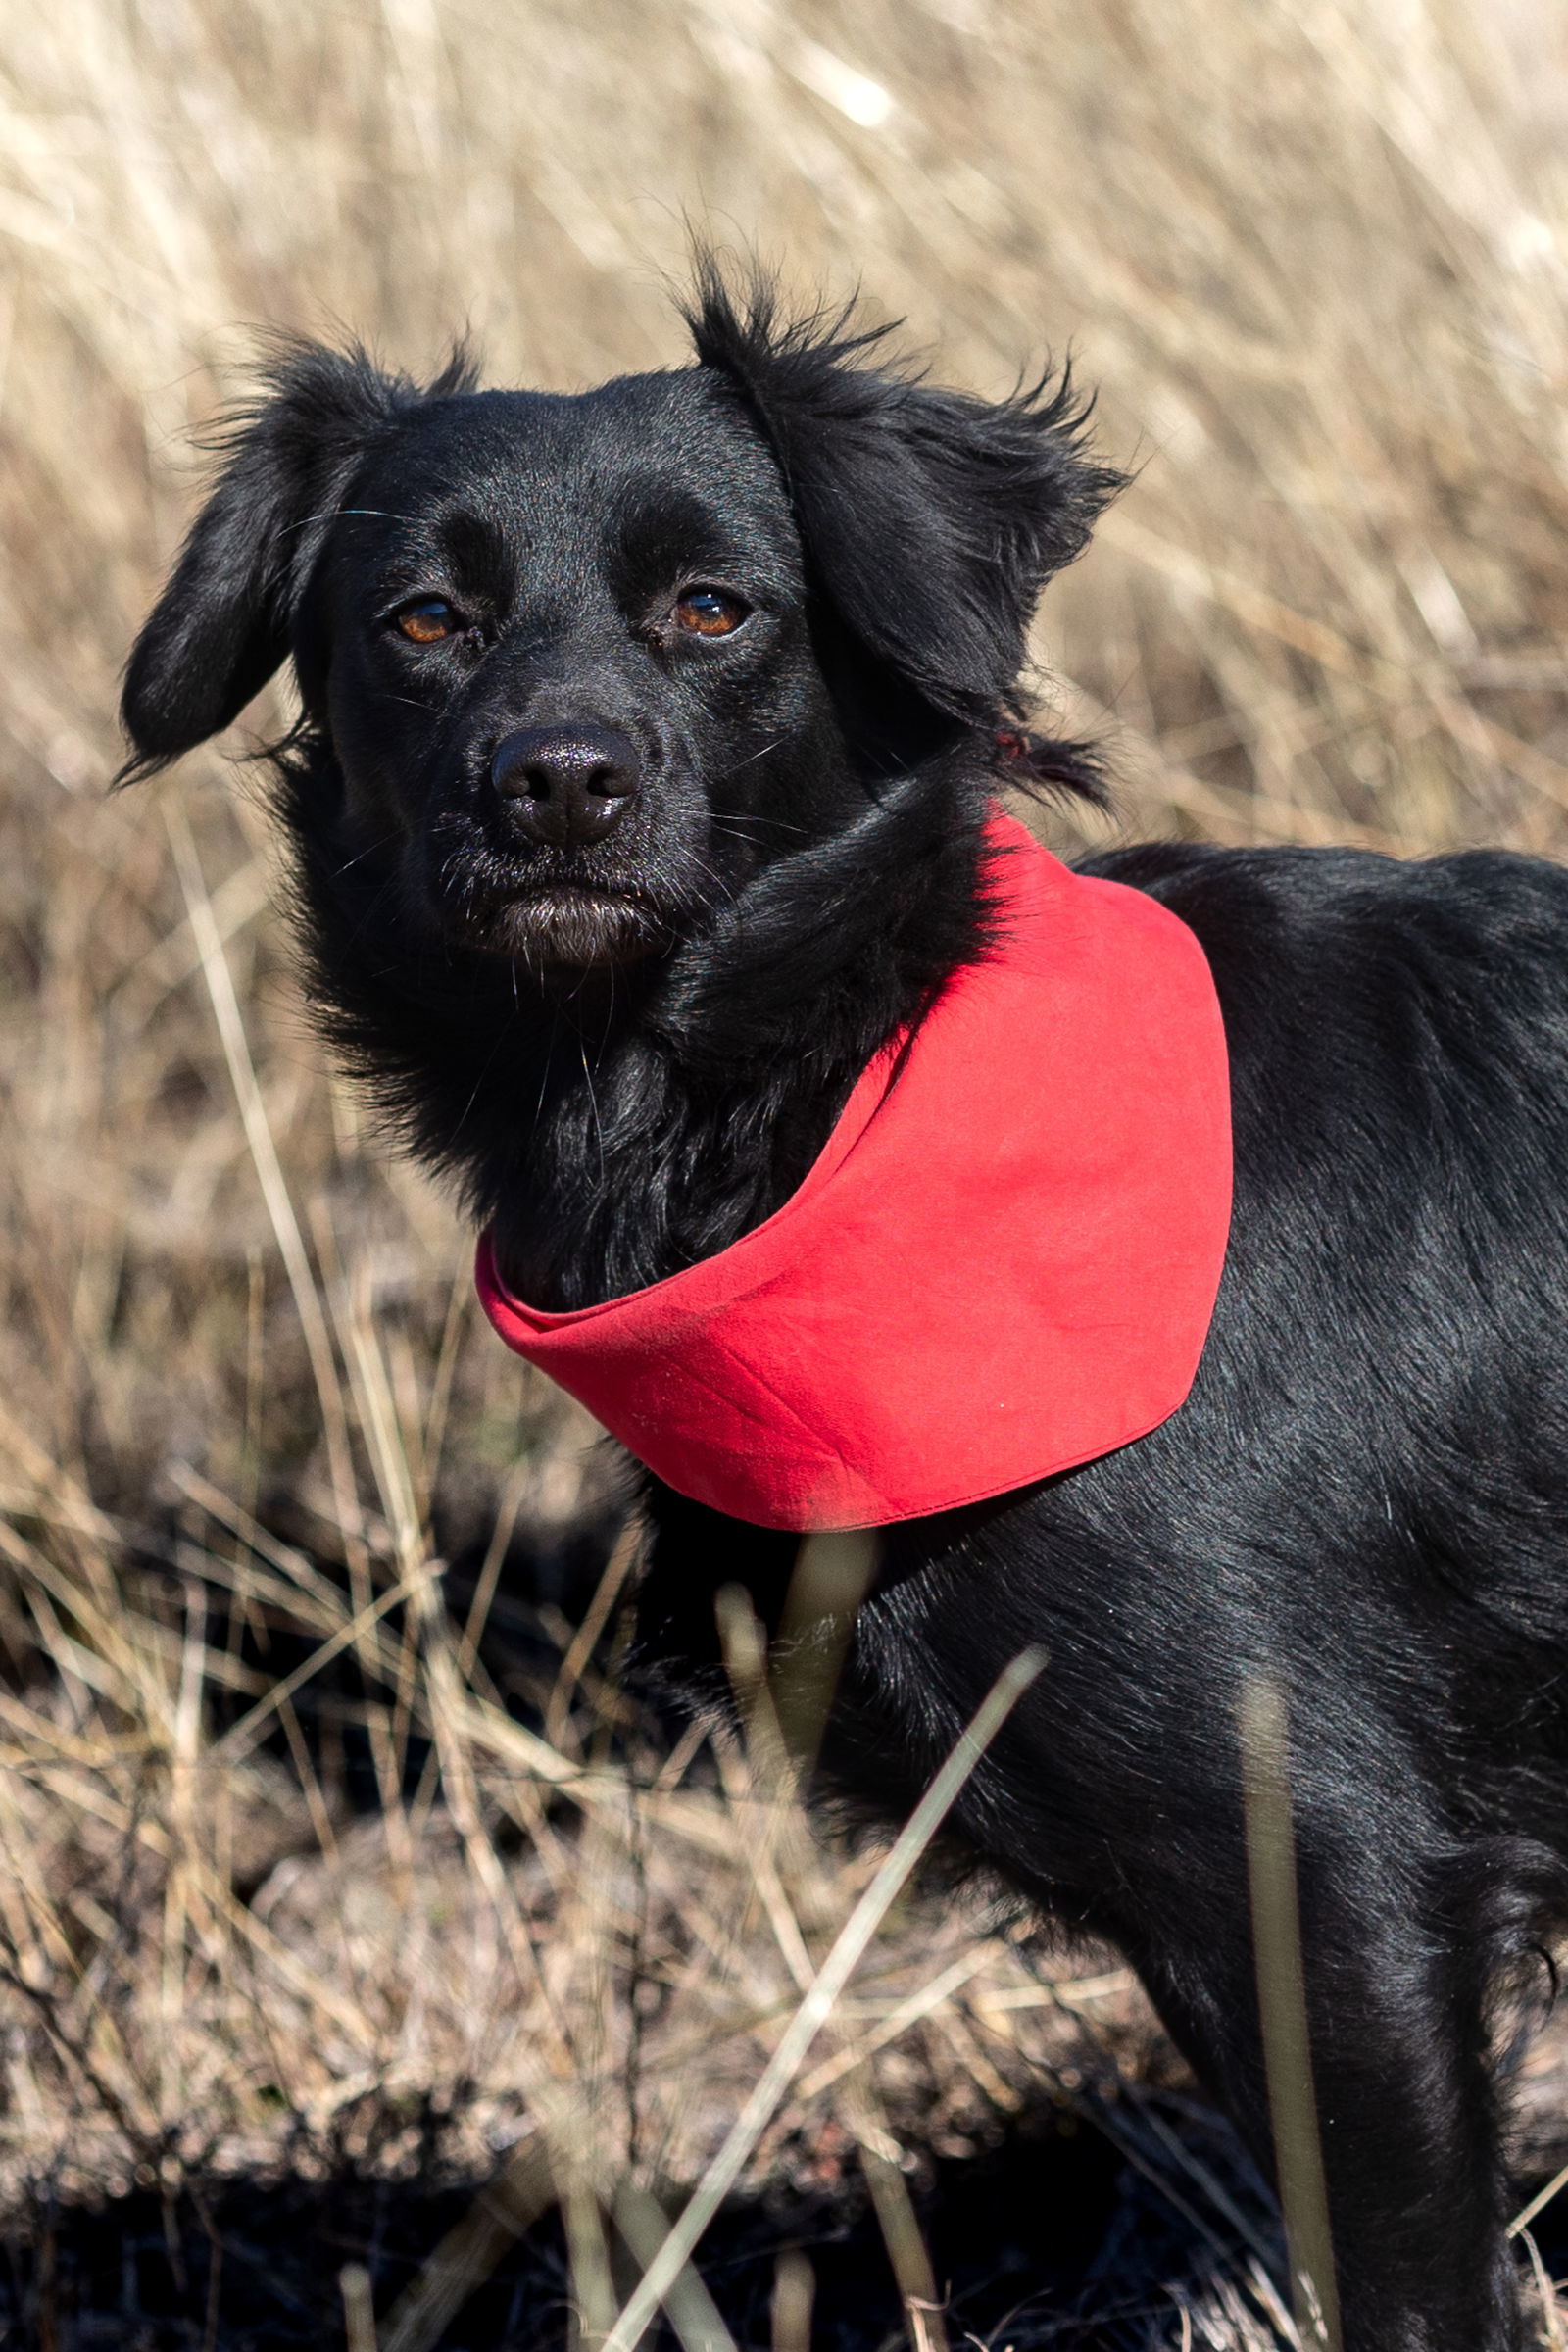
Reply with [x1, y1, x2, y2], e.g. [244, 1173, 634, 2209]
[0, 2092, 1299, 2351]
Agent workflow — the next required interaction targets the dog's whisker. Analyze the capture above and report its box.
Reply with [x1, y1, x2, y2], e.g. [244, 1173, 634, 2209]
[710, 812, 808, 842]
[577, 1036, 606, 1190]
[712, 736, 788, 783]
[272, 505, 407, 539]
[332, 830, 403, 877]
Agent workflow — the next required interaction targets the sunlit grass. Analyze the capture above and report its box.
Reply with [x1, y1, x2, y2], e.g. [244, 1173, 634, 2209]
[3, 0, 1568, 2340]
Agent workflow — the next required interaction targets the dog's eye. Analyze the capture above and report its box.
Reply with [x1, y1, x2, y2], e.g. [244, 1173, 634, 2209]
[394, 598, 463, 645]
[673, 587, 749, 639]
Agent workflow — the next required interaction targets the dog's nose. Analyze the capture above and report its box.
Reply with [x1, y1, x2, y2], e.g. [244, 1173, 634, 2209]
[489, 724, 641, 848]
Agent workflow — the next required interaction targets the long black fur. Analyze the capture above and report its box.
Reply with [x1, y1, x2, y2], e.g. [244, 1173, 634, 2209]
[121, 269, 1568, 2349]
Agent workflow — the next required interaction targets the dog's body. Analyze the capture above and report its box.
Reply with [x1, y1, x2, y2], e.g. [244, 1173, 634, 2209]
[120, 276, 1568, 2350]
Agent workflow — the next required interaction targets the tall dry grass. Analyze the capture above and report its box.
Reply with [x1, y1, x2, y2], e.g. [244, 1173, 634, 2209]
[4, 0, 1568, 2342]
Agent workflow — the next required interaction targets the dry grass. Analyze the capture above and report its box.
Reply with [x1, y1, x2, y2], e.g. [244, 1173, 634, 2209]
[3, 0, 1568, 2342]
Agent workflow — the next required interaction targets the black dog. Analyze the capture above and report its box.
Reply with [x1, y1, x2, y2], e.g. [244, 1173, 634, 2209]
[121, 270, 1568, 2351]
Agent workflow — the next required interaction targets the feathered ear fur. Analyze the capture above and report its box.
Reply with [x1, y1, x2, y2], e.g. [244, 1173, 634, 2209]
[118, 340, 475, 782]
[685, 265, 1124, 731]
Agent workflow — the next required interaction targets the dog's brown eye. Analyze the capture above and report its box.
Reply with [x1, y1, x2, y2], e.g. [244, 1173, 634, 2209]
[395, 598, 462, 644]
[674, 587, 748, 638]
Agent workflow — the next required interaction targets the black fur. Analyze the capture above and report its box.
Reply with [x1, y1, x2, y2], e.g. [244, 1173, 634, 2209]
[122, 271, 1568, 2350]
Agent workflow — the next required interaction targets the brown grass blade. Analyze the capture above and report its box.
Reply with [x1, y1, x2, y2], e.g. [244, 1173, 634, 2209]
[1238, 1675, 1343, 2352]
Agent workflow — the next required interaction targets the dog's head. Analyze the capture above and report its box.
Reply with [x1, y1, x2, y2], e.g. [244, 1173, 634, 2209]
[121, 270, 1119, 973]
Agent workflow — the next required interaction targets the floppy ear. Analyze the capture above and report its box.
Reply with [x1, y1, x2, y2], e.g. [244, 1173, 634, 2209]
[119, 340, 472, 781]
[687, 267, 1123, 728]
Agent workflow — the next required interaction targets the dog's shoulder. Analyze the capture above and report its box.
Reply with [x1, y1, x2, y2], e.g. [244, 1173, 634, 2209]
[1083, 832, 1568, 918]
[1079, 836, 1568, 1174]
[1081, 835, 1568, 998]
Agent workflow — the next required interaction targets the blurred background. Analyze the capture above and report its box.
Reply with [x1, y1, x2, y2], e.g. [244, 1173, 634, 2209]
[4, 3, 1568, 2345]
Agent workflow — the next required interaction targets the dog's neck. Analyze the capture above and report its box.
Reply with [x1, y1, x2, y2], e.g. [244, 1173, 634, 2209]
[283, 750, 993, 1310]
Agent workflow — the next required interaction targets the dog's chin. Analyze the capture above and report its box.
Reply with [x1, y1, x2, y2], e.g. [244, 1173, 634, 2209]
[461, 887, 668, 970]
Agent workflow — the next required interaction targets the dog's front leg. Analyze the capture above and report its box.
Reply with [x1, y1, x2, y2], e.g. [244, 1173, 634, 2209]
[1115, 1855, 1525, 2352]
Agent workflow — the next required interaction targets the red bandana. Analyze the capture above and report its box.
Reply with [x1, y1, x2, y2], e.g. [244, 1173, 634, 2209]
[476, 811, 1232, 1532]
